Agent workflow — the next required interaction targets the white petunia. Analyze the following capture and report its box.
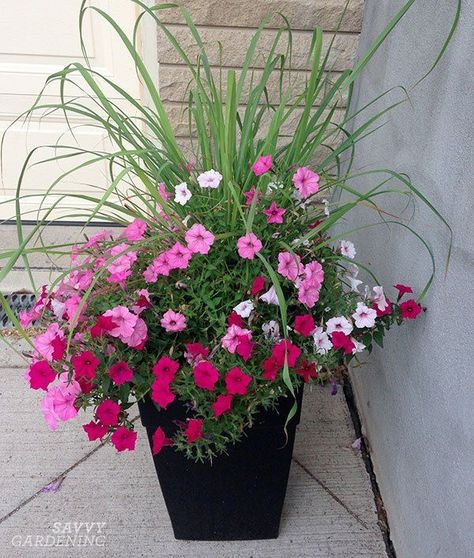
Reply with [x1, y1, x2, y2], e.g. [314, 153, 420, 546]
[340, 240, 356, 259]
[267, 181, 284, 192]
[197, 169, 223, 189]
[351, 339, 366, 354]
[233, 300, 254, 318]
[352, 302, 377, 328]
[322, 198, 330, 216]
[260, 286, 280, 306]
[326, 316, 353, 336]
[313, 326, 333, 355]
[174, 182, 192, 205]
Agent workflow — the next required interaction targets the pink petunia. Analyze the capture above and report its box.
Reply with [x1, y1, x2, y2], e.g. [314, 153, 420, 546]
[400, 299, 422, 319]
[184, 418, 204, 444]
[277, 251, 302, 282]
[152, 427, 172, 455]
[185, 223, 215, 255]
[33, 323, 66, 362]
[122, 218, 147, 242]
[168, 242, 193, 270]
[194, 361, 220, 391]
[27, 361, 56, 391]
[221, 324, 252, 354]
[243, 186, 263, 206]
[298, 279, 320, 308]
[132, 289, 152, 315]
[109, 361, 134, 385]
[304, 260, 324, 288]
[122, 318, 148, 349]
[103, 306, 138, 341]
[237, 233, 263, 260]
[252, 155, 272, 176]
[212, 393, 233, 418]
[225, 367, 252, 395]
[96, 399, 121, 426]
[40, 373, 81, 431]
[263, 202, 286, 224]
[292, 167, 319, 198]
[160, 309, 186, 333]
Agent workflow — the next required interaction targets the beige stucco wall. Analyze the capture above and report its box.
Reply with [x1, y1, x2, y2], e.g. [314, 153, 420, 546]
[157, 0, 364, 149]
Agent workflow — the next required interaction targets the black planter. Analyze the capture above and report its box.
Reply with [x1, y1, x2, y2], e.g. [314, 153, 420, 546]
[138, 387, 303, 541]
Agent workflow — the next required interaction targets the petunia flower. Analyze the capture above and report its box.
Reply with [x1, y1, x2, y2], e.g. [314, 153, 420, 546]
[222, 325, 252, 353]
[294, 361, 318, 383]
[111, 426, 137, 452]
[225, 367, 252, 395]
[95, 400, 121, 426]
[160, 309, 187, 333]
[83, 421, 109, 442]
[109, 361, 134, 385]
[400, 299, 422, 319]
[236, 233, 263, 260]
[272, 340, 301, 368]
[251, 276, 266, 297]
[193, 361, 220, 391]
[313, 327, 333, 355]
[103, 306, 138, 340]
[197, 169, 223, 189]
[174, 182, 192, 205]
[326, 316, 353, 336]
[122, 218, 147, 242]
[298, 279, 320, 308]
[151, 381, 175, 408]
[168, 242, 193, 270]
[372, 286, 387, 311]
[252, 155, 272, 176]
[40, 373, 81, 431]
[212, 394, 233, 418]
[292, 167, 319, 198]
[331, 331, 355, 355]
[294, 314, 316, 337]
[233, 300, 254, 318]
[394, 283, 414, 298]
[243, 186, 263, 206]
[277, 251, 302, 281]
[352, 302, 377, 329]
[184, 419, 204, 444]
[152, 427, 172, 455]
[260, 286, 280, 305]
[340, 240, 356, 259]
[27, 361, 56, 391]
[263, 202, 286, 224]
[185, 223, 215, 254]
[33, 323, 66, 362]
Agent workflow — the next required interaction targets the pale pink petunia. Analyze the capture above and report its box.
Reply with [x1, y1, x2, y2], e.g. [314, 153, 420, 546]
[168, 242, 193, 270]
[33, 323, 65, 362]
[277, 251, 302, 282]
[237, 233, 263, 260]
[263, 202, 286, 224]
[161, 309, 187, 333]
[197, 169, 223, 189]
[123, 219, 147, 242]
[326, 316, 353, 336]
[340, 240, 356, 259]
[352, 302, 377, 329]
[103, 306, 138, 341]
[158, 182, 171, 202]
[67, 270, 94, 291]
[298, 279, 320, 308]
[154, 252, 173, 277]
[292, 167, 319, 198]
[143, 264, 158, 284]
[40, 373, 81, 431]
[252, 155, 272, 176]
[185, 224, 215, 255]
[83, 230, 113, 249]
[372, 286, 387, 311]
[260, 286, 280, 306]
[221, 325, 252, 354]
[107, 244, 137, 286]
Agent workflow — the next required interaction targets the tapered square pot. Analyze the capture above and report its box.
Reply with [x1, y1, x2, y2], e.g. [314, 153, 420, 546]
[138, 387, 303, 541]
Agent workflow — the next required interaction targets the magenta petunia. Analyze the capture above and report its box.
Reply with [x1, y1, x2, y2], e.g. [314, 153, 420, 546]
[294, 314, 316, 337]
[263, 202, 286, 224]
[294, 361, 318, 383]
[111, 426, 137, 452]
[185, 223, 215, 255]
[262, 357, 280, 382]
[194, 361, 220, 391]
[122, 218, 147, 242]
[83, 421, 109, 441]
[95, 399, 121, 426]
[212, 394, 233, 418]
[272, 340, 301, 368]
[151, 381, 176, 408]
[109, 361, 134, 385]
[184, 419, 204, 444]
[394, 283, 414, 297]
[331, 331, 355, 355]
[243, 186, 263, 206]
[27, 361, 56, 391]
[237, 233, 263, 260]
[400, 299, 422, 319]
[153, 355, 180, 383]
[225, 367, 252, 395]
[152, 427, 172, 455]
[251, 276, 266, 297]
[72, 351, 100, 380]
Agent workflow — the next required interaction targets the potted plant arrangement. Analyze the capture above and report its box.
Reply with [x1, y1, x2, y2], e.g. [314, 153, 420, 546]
[0, 0, 458, 541]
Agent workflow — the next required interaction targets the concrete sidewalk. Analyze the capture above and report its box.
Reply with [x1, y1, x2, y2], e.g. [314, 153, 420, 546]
[0, 339, 388, 557]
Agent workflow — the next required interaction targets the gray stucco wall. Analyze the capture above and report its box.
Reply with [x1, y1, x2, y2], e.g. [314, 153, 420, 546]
[346, 2, 474, 557]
